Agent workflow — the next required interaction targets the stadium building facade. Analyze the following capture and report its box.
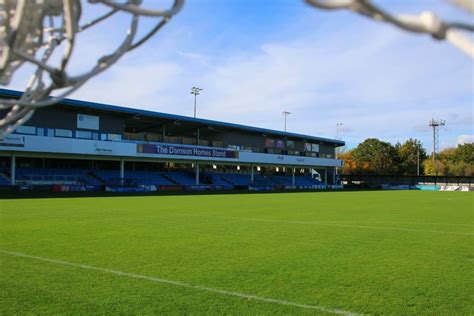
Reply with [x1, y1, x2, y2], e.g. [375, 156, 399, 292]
[0, 89, 344, 192]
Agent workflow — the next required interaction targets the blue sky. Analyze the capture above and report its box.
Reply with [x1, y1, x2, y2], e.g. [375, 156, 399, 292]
[7, 0, 474, 151]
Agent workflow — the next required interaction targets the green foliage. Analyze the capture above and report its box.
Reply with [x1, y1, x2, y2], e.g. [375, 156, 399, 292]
[430, 144, 474, 176]
[351, 138, 399, 174]
[423, 159, 445, 176]
[455, 143, 474, 164]
[0, 193, 472, 315]
[340, 137, 472, 176]
[395, 138, 427, 175]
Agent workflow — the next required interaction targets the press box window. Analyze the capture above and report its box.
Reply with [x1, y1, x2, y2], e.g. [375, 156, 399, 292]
[15, 125, 36, 135]
[55, 129, 73, 138]
[107, 134, 122, 141]
[76, 130, 92, 139]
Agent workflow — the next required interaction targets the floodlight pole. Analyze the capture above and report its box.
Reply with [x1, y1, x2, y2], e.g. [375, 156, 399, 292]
[283, 111, 291, 132]
[335, 123, 343, 178]
[428, 118, 446, 164]
[336, 123, 343, 140]
[190, 87, 203, 118]
[417, 147, 420, 176]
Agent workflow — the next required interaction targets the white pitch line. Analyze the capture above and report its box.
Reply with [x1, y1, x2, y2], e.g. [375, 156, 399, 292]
[241, 218, 474, 236]
[0, 249, 360, 316]
[186, 215, 474, 236]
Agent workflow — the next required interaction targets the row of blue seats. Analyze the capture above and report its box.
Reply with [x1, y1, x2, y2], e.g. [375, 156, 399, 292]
[209, 173, 323, 187]
[164, 171, 196, 186]
[9, 168, 324, 187]
[94, 170, 175, 186]
[16, 168, 101, 185]
[0, 173, 10, 185]
[17, 168, 90, 175]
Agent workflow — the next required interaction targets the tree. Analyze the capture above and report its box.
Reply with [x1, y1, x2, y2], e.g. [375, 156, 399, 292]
[438, 147, 457, 162]
[425, 144, 474, 176]
[455, 143, 474, 164]
[338, 150, 367, 174]
[395, 138, 427, 175]
[351, 138, 399, 174]
[423, 159, 445, 176]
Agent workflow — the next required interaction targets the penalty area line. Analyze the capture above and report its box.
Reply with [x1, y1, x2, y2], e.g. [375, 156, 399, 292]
[0, 249, 360, 316]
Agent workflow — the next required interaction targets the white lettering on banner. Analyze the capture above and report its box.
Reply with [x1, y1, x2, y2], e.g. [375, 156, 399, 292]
[194, 148, 212, 156]
[138, 144, 239, 159]
[212, 149, 226, 158]
[0, 135, 25, 147]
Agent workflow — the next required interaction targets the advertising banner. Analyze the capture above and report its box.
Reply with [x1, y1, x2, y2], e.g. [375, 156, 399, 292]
[264, 138, 275, 148]
[137, 144, 238, 159]
[0, 134, 25, 147]
[275, 139, 285, 149]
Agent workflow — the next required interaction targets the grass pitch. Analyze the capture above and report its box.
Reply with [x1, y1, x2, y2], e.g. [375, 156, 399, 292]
[1, 191, 473, 315]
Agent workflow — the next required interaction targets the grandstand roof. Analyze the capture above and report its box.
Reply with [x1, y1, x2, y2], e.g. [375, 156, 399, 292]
[0, 88, 344, 146]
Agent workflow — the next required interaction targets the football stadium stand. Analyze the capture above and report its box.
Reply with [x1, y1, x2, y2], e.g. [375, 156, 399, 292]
[0, 89, 344, 193]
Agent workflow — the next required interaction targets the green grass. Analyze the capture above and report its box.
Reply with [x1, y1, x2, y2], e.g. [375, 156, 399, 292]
[1, 191, 473, 315]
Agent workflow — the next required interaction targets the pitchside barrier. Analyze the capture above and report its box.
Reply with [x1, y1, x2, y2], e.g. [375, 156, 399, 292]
[343, 174, 473, 191]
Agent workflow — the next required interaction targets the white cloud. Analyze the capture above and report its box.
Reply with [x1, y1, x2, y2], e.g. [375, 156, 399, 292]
[2, 1, 472, 152]
[457, 134, 474, 145]
[68, 23, 473, 150]
[71, 62, 184, 108]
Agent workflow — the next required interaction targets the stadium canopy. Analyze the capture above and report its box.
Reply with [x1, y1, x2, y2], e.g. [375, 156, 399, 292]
[0, 89, 344, 147]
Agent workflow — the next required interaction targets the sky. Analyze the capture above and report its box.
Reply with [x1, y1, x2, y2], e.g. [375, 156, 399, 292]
[6, 0, 474, 151]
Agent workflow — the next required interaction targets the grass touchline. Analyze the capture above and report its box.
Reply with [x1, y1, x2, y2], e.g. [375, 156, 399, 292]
[0, 249, 360, 316]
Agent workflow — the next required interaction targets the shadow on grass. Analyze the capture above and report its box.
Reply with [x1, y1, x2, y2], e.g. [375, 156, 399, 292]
[0, 187, 381, 199]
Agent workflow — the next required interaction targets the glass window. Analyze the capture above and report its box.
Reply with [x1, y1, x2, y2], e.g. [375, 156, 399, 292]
[76, 130, 92, 139]
[265, 138, 275, 148]
[107, 134, 122, 141]
[182, 137, 196, 145]
[212, 140, 224, 147]
[55, 129, 73, 137]
[198, 139, 210, 146]
[145, 133, 162, 142]
[37, 128, 44, 136]
[15, 125, 36, 135]
[168, 136, 182, 144]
